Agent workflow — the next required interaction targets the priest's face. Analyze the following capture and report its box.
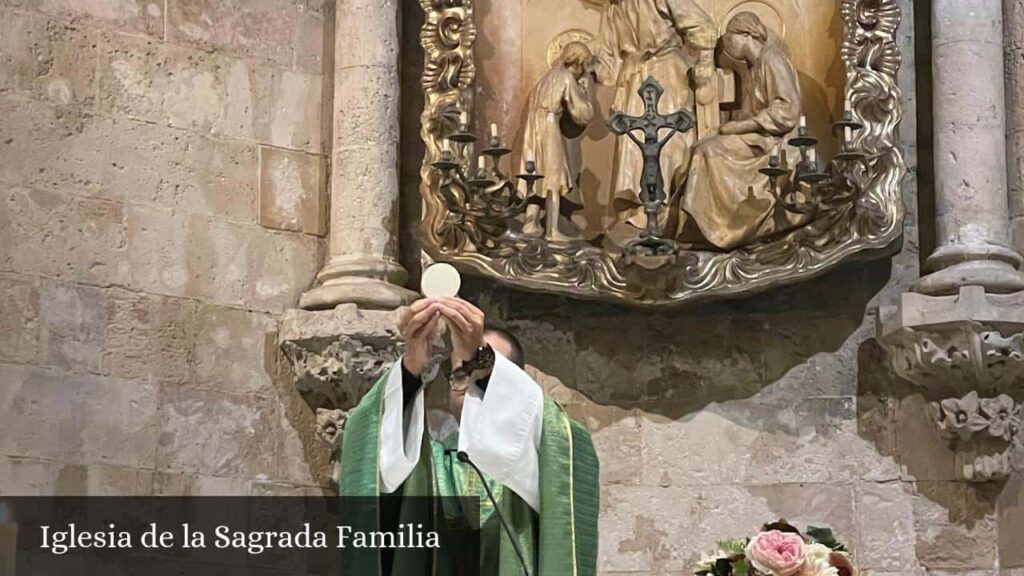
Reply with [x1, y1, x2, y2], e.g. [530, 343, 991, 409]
[449, 332, 518, 419]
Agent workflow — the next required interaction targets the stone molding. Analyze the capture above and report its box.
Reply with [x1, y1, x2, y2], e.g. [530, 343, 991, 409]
[879, 286, 1024, 393]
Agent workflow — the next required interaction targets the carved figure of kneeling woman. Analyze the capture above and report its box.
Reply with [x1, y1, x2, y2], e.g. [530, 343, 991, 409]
[519, 42, 595, 242]
[679, 12, 804, 250]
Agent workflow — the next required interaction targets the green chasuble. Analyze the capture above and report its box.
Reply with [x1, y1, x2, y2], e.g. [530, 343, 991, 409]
[338, 371, 599, 576]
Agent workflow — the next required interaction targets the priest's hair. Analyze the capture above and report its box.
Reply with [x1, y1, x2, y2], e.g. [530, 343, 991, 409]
[483, 324, 525, 368]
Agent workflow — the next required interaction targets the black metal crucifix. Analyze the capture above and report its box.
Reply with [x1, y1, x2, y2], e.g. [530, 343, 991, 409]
[607, 77, 696, 260]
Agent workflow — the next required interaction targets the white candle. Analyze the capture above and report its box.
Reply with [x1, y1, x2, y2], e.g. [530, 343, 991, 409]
[442, 139, 452, 152]
[844, 126, 853, 143]
[809, 148, 817, 165]
[526, 149, 535, 163]
[799, 115, 807, 129]
[477, 156, 486, 170]
[490, 123, 499, 139]
[460, 111, 469, 126]
[844, 96, 852, 113]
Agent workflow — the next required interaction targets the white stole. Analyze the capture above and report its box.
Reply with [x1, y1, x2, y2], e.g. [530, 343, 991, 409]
[378, 353, 545, 511]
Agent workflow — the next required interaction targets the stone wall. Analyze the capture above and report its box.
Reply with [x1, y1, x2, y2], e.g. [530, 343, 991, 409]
[0, 0, 331, 496]
[0, 0, 1022, 575]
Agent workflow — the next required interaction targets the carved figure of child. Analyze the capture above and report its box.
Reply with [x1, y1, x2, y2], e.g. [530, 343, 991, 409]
[519, 42, 595, 241]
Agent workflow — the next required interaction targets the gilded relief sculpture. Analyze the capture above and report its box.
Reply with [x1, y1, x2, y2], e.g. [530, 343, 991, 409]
[418, 0, 905, 306]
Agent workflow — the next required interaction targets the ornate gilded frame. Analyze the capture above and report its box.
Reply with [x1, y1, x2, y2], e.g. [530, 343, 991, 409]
[417, 0, 905, 306]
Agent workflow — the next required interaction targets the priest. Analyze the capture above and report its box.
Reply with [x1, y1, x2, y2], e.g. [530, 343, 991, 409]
[338, 296, 600, 576]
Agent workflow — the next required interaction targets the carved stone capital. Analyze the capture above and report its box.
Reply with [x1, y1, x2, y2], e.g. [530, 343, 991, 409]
[879, 286, 1024, 482]
[926, 391, 1023, 482]
[279, 304, 405, 411]
[878, 286, 1024, 394]
[279, 304, 451, 485]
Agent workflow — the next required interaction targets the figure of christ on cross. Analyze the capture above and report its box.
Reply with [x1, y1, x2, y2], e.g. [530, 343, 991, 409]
[607, 77, 695, 254]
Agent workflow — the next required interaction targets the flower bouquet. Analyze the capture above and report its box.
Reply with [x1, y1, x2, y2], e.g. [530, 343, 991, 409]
[694, 520, 859, 576]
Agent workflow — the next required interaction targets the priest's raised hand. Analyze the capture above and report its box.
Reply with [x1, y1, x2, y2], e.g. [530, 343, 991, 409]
[397, 297, 442, 377]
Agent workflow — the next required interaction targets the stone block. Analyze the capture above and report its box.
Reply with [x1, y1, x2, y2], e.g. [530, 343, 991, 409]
[103, 289, 196, 385]
[187, 215, 322, 311]
[98, 33, 323, 153]
[854, 481, 919, 571]
[166, 0, 323, 73]
[250, 481, 324, 496]
[0, 456, 59, 495]
[155, 386, 281, 480]
[39, 280, 105, 373]
[640, 410, 760, 486]
[894, 394, 959, 482]
[293, 9, 325, 74]
[0, 185, 128, 286]
[913, 481, 998, 569]
[505, 318, 576, 386]
[745, 483, 859, 549]
[0, 364, 159, 469]
[127, 207, 320, 310]
[645, 311, 765, 407]
[0, 9, 98, 106]
[0, 273, 40, 364]
[125, 204, 190, 297]
[193, 304, 275, 396]
[598, 485, 701, 574]
[0, 97, 259, 221]
[258, 146, 326, 236]
[585, 410, 641, 486]
[51, 463, 154, 496]
[151, 472, 251, 496]
[7, 0, 164, 38]
[693, 484, 854, 568]
[998, 475, 1024, 567]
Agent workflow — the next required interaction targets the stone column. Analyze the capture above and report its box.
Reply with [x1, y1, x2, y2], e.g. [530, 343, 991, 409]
[918, 0, 1024, 295]
[1006, 0, 1024, 255]
[878, 0, 1024, 481]
[299, 0, 418, 310]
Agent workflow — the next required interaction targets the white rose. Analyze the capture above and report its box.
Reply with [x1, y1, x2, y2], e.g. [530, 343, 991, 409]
[805, 543, 832, 564]
[800, 556, 839, 576]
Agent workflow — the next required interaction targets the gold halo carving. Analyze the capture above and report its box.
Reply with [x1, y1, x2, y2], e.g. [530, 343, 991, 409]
[546, 29, 596, 68]
[720, 1, 786, 43]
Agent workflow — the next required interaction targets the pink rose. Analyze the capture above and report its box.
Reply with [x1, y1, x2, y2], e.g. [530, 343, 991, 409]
[745, 530, 807, 576]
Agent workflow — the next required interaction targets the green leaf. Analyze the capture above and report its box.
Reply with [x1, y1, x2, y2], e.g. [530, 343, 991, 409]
[806, 526, 846, 551]
[718, 539, 746, 555]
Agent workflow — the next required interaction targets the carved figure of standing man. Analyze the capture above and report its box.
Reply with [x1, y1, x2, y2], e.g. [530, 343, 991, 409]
[591, 0, 716, 235]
